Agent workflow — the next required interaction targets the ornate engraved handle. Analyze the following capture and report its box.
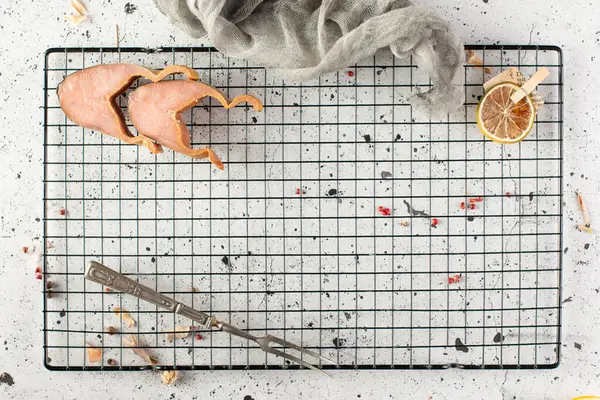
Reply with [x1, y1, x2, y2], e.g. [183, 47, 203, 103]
[86, 261, 179, 311]
[86, 261, 213, 328]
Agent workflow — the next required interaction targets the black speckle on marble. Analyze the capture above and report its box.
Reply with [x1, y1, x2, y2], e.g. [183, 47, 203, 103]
[455, 338, 469, 353]
[124, 2, 138, 14]
[332, 337, 346, 348]
[221, 256, 231, 267]
[0, 372, 14, 386]
[403, 200, 429, 217]
[493, 332, 504, 343]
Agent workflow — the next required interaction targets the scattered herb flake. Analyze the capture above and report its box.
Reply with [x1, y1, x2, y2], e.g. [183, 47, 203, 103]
[165, 326, 192, 342]
[577, 224, 593, 234]
[123, 335, 158, 365]
[86, 344, 102, 363]
[113, 307, 136, 328]
[161, 370, 178, 385]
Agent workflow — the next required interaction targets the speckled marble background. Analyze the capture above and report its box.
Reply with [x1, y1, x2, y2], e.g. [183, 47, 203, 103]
[1, 0, 599, 399]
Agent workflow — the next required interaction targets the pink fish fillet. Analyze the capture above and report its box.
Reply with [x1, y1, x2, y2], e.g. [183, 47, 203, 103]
[128, 80, 263, 169]
[57, 64, 199, 154]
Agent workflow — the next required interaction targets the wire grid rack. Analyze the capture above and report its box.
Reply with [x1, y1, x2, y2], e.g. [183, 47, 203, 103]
[42, 45, 563, 371]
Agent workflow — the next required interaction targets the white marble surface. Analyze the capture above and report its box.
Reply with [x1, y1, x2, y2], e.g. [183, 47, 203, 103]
[1, 0, 599, 398]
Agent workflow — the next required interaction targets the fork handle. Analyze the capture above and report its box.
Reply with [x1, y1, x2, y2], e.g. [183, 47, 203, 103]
[86, 261, 212, 328]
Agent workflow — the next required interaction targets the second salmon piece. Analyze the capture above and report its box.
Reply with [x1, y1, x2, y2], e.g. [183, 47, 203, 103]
[58, 64, 199, 154]
[128, 80, 263, 169]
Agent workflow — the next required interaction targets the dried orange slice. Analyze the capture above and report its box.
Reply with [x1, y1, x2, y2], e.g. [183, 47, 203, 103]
[476, 82, 536, 144]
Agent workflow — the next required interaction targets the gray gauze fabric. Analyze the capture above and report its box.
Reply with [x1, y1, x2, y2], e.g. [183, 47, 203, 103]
[154, 0, 464, 115]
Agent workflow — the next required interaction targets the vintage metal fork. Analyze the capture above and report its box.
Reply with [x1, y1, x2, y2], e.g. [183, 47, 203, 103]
[86, 261, 337, 374]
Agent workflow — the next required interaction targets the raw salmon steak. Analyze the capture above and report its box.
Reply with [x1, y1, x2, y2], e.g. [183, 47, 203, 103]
[57, 64, 199, 154]
[128, 80, 263, 169]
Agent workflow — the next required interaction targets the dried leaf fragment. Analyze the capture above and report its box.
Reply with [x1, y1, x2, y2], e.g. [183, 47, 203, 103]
[165, 325, 192, 342]
[71, 0, 88, 15]
[86, 343, 102, 363]
[161, 370, 178, 385]
[106, 326, 118, 335]
[113, 306, 136, 328]
[123, 335, 158, 365]
[46, 281, 54, 299]
[400, 221, 409, 227]
[466, 50, 492, 74]
[64, 14, 87, 25]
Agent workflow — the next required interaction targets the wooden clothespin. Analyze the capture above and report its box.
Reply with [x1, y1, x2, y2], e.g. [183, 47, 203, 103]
[510, 67, 550, 103]
[483, 67, 520, 92]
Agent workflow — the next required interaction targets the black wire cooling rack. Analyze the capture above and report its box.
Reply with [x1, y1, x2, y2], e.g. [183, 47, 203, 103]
[42, 45, 563, 371]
